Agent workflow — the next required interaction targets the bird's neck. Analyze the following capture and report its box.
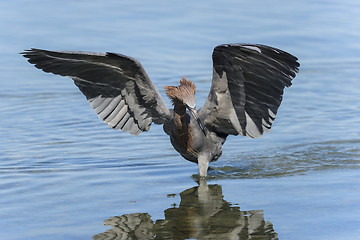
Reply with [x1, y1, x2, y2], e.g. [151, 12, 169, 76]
[173, 102, 187, 131]
[172, 102, 195, 154]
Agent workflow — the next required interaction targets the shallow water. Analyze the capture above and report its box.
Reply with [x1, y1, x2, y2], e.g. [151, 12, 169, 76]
[1, 0, 360, 239]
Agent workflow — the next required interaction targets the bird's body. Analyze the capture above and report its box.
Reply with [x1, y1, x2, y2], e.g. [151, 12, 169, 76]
[22, 44, 299, 177]
[163, 93, 225, 176]
[161, 78, 224, 174]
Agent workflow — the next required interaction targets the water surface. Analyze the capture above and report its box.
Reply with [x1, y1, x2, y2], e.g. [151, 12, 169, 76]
[0, 0, 359, 239]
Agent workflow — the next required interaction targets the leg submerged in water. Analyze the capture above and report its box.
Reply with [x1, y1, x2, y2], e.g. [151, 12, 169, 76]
[198, 153, 210, 177]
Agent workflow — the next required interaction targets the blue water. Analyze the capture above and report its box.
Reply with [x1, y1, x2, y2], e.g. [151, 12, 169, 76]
[1, 0, 360, 239]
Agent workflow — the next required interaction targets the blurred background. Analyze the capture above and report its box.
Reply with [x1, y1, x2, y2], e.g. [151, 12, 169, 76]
[0, 0, 359, 239]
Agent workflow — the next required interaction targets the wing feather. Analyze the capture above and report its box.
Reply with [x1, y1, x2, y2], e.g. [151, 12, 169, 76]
[22, 49, 171, 134]
[199, 43, 299, 138]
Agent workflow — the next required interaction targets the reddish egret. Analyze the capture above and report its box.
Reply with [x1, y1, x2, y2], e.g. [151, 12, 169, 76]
[22, 44, 299, 177]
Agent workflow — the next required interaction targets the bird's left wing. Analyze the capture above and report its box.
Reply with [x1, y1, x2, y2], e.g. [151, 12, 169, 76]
[22, 49, 171, 135]
[199, 44, 299, 138]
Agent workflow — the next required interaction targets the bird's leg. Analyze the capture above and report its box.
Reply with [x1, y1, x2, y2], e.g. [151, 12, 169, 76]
[198, 153, 210, 178]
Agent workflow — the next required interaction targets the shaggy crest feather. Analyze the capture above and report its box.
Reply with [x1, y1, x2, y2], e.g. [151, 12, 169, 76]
[164, 77, 196, 104]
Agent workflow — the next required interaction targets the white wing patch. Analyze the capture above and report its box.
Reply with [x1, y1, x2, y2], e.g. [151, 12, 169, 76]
[89, 95, 142, 135]
[245, 112, 261, 138]
[244, 109, 277, 138]
[242, 45, 262, 54]
[261, 118, 271, 133]
[268, 109, 276, 123]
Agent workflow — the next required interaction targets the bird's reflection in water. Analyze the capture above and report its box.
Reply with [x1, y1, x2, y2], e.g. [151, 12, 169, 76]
[93, 180, 278, 240]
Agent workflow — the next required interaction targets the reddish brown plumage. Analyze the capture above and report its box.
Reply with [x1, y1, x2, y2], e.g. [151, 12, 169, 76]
[164, 77, 196, 104]
[164, 77, 197, 155]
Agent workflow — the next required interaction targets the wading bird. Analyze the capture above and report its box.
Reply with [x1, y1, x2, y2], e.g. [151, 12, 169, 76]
[22, 44, 299, 177]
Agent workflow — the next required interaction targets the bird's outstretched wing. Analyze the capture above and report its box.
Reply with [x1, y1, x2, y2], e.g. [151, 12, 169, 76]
[22, 49, 171, 135]
[199, 44, 299, 138]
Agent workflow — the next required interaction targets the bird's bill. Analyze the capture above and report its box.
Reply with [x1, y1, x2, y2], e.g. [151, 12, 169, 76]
[187, 107, 206, 136]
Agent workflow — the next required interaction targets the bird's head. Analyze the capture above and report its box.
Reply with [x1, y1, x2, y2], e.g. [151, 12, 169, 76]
[164, 77, 196, 109]
[165, 77, 206, 135]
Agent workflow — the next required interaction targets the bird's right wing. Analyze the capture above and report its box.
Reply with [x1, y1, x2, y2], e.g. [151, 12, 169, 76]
[22, 49, 171, 135]
[199, 44, 299, 138]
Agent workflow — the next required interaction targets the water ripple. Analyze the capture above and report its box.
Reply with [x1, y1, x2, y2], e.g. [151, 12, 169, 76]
[206, 139, 360, 179]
